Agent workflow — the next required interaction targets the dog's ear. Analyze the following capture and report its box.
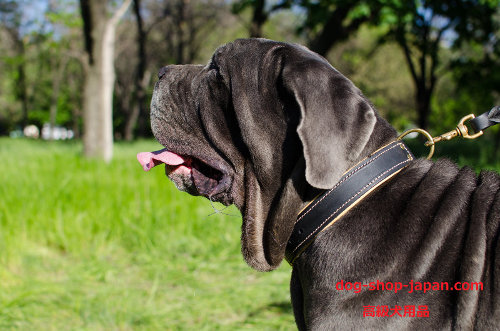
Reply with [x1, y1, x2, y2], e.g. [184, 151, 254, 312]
[282, 49, 376, 189]
[205, 39, 378, 270]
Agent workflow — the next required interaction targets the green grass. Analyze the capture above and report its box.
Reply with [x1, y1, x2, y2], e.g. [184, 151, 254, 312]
[2, 135, 498, 330]
[0, 138, 295, 330]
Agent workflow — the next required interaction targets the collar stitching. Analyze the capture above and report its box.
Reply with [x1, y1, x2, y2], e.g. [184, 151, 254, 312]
[295, 142, 406, 225]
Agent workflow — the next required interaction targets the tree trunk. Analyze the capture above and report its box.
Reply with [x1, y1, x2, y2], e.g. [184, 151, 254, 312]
[80, 0, 132, 161]
[13, 39, 29, 128]
[396, 24, 439, 131]
[308, 5, 352, 56]
[307, 3, 375, 57]
[124, 0, 148, 141]
[124, 104, 139, 141]
[416, 86, 432, 130]
[174, 0, 188, 64]
[124, 71, 150, 141]
[72, 106, 81, 139]
[17, 58, 29, 129]
[49, 57, 69, 139]
[250, 0, 266, 38]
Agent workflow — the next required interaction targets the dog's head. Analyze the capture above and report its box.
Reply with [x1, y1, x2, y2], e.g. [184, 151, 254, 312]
[138, 39, 396, 271]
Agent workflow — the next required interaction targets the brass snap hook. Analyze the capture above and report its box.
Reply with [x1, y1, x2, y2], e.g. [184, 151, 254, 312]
[424, 114, 483, 147]
[397, 114, 485, 160]
[457, 114, 484, 139]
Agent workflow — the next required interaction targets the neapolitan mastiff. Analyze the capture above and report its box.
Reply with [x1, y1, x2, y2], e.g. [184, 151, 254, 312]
[137, 39, 500, 330]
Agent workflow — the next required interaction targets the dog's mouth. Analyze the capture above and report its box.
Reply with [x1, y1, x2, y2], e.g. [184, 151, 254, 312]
[137, 148, 233, 205]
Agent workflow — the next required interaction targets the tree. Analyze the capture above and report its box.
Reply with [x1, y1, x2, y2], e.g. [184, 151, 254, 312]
[451, 4, 500, 109]
[232, 0, 290, 38]
[161, 0, 222, 64]
[231, 0, 385, 54]
[43, 1, 86, 139]
[121, 0, 148, 141]
[297, 0, 382, 56]
[0, 0, 29, 128]
[114, 0, 226, 140]
[79, 0, 132, 161]
[384, 0, 499, 130]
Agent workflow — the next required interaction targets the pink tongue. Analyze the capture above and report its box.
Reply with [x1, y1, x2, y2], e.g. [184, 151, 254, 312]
[137, 148, 186, 172]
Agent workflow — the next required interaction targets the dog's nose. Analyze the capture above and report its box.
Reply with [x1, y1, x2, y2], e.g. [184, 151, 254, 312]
[158, 66, 169, 79]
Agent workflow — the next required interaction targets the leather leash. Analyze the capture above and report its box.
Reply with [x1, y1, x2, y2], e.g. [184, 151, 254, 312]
[285, 141, 414, 265]
[470, 106, 500, 133]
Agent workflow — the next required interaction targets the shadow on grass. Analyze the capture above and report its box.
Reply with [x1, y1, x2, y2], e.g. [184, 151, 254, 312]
[246, 300, 293, 318]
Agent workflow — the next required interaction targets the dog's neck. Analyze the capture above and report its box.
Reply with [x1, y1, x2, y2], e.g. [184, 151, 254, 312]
[260, 115, 400, 269]
[297, 115, 399, 207]
[286, 139, 414, 264]
[360, 115, 399, 162]
[284, 116, 411, 264]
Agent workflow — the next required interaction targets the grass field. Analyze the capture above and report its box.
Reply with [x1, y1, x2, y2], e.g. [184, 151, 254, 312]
[0, 138, 295, 330]
[2, 135, 499, 330]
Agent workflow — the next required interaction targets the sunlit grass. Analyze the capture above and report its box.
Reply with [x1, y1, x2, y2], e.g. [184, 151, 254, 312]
[3, 135, 497, 330]
[0, 138, 294, 330]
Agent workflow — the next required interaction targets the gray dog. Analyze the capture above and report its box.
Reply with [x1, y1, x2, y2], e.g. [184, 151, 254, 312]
[137, 39, 500, 330]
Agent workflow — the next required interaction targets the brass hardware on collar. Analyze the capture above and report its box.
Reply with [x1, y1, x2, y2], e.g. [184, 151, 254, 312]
[397, 128, 435, 160]
[397, 114, 485, 160]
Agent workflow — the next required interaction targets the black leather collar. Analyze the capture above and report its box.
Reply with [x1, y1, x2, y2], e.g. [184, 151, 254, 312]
[285, 140, 414, 265]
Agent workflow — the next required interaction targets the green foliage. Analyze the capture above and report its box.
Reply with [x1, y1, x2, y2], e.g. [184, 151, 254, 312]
[46, 10, 83, 30]
[405, 131, 500, 172]
[231, 0, 254, 14]
[0, 138, 295, 329]
[324, 26, 415, 131]
[0, 0, 498, 145]
[480, 0, 500, 6]
[348, 2, 371, 20]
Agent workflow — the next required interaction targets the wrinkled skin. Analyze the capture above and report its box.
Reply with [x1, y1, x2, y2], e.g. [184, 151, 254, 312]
[147, 39, 390, 271]
[141, 39, 500, 330]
